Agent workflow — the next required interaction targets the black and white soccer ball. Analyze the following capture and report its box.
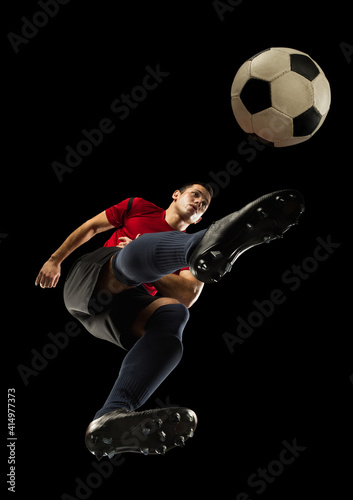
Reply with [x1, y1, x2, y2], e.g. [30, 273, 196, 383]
[231, 47, 331, 147]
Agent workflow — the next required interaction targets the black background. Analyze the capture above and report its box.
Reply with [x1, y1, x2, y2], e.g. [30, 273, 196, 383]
[3, 1, 352, 498]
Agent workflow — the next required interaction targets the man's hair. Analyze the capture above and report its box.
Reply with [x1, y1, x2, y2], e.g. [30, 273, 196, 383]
[179, 181, 214, 200]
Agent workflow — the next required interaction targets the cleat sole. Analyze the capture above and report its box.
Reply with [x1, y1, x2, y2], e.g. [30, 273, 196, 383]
[189, 189, 305, 283]
[85, 407, 197, 458]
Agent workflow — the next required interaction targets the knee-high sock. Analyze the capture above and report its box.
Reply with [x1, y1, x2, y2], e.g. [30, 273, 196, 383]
[94, 303, 190, 419]
[112, 229, 206, 286]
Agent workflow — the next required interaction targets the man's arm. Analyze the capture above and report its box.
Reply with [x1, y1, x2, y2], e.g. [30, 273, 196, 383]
[35, 211, 115, 288]
[153, 270, 204, 308]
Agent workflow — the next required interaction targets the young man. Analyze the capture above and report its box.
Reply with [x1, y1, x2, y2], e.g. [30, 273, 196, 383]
[35, 183, 304, 459]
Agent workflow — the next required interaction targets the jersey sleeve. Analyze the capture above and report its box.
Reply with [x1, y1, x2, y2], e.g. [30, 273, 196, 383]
[105, 198, 130, 228]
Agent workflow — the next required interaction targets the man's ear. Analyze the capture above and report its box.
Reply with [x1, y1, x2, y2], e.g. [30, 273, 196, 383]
[172, 190, 181, 201]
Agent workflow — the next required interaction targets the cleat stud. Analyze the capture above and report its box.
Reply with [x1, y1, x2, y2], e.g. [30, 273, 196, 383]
[107, 451, 115, 459]
[154, 418, 163, 429]
[140, 448, 149, 456]
[225, 263, 232, 274]
[103, 437, 112, 444]
[263, 235, 271, 244]
[185, 411, 194, 422]
[156, 445, 167, 455]
[174, 436, 185, 447]
[289, 193, 297, 199]
[142, 426, 151, 436]
[199, 262, 208, 271]
[300, 203, 305, 214]
[246, 223, 254, 231]
[158, 430, 166, 442]
[141, 420, 153, 436]
[275, 196, 285, 205]
[188, 429, 195, 438]
[172, 412, 181, 423]
[257, 207, 268, 217]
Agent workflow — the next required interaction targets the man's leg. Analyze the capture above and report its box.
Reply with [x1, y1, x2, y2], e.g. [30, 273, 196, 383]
[85, 302, 197, 459]
[112, 229, 206, 286]
[111, 189, 305, 286]
[86, 189, 305, 459]
[94, 302, 189, 417]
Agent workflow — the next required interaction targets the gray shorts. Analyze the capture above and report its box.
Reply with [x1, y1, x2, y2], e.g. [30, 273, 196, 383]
[63, 247, 160, 350]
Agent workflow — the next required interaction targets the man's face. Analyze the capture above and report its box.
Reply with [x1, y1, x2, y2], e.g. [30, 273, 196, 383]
[173, 184, 211, 224]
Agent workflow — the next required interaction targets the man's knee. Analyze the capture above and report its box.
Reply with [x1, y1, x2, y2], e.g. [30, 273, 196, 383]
[129, 298, 183, 340]
[150, 302, 190, 340]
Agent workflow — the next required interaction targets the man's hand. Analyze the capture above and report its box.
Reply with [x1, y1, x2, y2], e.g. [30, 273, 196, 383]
[35, 258, 61, 288]
[117, 234, 141, 248]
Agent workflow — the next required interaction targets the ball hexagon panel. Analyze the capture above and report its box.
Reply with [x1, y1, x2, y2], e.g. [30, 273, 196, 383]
[250, 48, 291, 81]
[231, 96, 253, 133]
[252, 108, 293, 144]
[271, 72, 314, 118]
[312, 73, 331, 115]
[273, 47, 309, 56]
[230, 60, 251, 97]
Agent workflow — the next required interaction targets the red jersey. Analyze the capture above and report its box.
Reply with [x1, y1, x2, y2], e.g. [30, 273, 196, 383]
[104, 197, 188, 295]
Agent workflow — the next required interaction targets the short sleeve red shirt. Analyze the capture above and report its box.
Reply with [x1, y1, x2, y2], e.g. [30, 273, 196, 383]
[103, 197, 189, 295]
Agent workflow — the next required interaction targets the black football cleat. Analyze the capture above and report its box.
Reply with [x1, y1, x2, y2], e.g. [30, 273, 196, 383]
[189, 189, 305, 283]
[85, 407, 197, 459]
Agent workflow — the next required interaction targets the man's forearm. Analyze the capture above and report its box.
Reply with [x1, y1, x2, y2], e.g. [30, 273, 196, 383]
[51, 222, 96, 264]
[36, 210, 113, 289]
[153, 274, 203, 308]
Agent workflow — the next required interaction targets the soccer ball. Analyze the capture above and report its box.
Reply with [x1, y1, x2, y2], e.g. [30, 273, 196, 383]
[230, 47, 331, 147]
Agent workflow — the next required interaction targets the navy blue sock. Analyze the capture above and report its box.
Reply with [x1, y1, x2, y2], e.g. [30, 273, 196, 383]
[94, 303, 190, 419]
[112, 229, 206, 286]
